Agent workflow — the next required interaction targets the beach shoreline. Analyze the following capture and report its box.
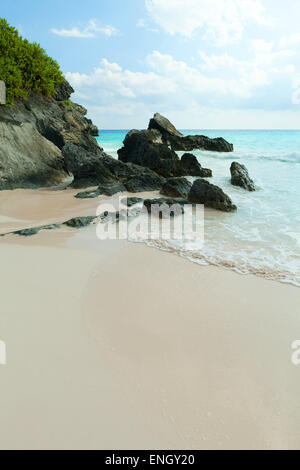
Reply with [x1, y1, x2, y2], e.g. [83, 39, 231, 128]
[0, 206, 299, 449]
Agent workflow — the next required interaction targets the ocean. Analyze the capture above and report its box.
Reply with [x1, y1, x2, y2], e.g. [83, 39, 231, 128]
[96, 130, 300, 287]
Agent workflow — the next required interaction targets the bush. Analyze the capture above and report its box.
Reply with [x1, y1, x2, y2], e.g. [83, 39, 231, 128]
[0, 18, 64, 104]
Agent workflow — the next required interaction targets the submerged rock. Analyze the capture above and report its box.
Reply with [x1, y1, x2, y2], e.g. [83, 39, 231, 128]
[230, 162, 256, 192]
[160, 177, 192, 199]
[188, 179, 237, 212]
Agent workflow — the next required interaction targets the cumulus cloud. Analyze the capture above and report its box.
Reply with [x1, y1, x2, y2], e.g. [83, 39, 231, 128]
[51, 19, 117, 38]
[145, 0, 268, 44]
[65, 44, 296, 128]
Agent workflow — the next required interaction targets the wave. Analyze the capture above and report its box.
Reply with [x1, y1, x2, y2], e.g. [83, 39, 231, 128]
[189, 150, 300, 164]
[139, 238, 300, 288]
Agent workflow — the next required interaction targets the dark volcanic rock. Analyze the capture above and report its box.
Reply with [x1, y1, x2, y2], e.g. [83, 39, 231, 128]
[75, 189, 102, 199]
[62, 143, 111, 188]
[160, 177, 192, 199]
[53, 81, 74, 101]
[180, 153, 212, 177]
[144, 198, 187, 217]
[148, 113, 184, 139]
[63, 216, 97, 228]
[118, 129, 181, 177]
[100, 181, 127, 196]
[0, 81, 101, 190]
[121, 197, 144, 207]
[188, 179, 237, 212]
[64, 142, 166, 192]
[117, 129, 213, 178]
[230, 161, 255, 191]
[148, 113, 233, 152]
[13, 224, 60, 237]
[125, 174, 163, 192]
[169, 135, 233, 152]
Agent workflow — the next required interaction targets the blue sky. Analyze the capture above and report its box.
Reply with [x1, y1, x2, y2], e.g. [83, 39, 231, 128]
[2, 0, 300, 128]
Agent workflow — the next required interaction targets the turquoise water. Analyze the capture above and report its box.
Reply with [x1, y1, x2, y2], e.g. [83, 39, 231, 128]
[97, 130, 300, 286]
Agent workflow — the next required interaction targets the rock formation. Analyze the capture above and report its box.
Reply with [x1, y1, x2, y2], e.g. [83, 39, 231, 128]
[118, 129, 213, 178]
[188, 179, 237, 212]
[160, 177, 192, 199]
[230, 162, 256, 191]
[148, 113, 233, 152]
[0, 81, 101, 190]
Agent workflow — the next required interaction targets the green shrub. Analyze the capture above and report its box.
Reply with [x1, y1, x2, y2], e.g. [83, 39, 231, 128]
[0, 18, 64, 104]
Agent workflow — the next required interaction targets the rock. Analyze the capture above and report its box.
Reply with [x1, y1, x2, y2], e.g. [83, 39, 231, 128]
[99, 181, 127, 196]
[118, 116, 231, 179]
[75, 189, 102, 199]
[169, 135, 233, 152]
[63, 216, 96, 228]
[148, 113, 233, 152]
[118, 129, 180, 177]
[64, 143, 166, 191]
[143, 198, 187, 217]
[188, 179, 237, 212]
[13, 224, 60, 237]
[0, 81, 101, 190]
[121, 197, 144, 207]
[125, 174, 164, 192]
[53, 80, 75, 101]
[62, 143, 112, 188]
[230, 162, 255, 191]
[148, 112, 184, 139]
[160, 177, 192, 199]
[118, 129, 207, 178]
[180, 153, 212, 177]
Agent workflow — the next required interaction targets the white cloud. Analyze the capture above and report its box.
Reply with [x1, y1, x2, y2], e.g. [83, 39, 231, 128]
[51, 20, 117, 38]
[137, 18, 159, 33]
[145, 0, 268, 44]
[66, 44, 296, 128]
[280, 32, 300, 49]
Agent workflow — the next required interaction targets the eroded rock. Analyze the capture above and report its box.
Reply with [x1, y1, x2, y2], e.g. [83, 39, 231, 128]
[230, 162, 256, 191]
[188, 179, 237, 212]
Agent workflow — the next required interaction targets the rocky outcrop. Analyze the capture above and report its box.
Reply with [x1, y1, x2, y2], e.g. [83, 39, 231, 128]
[230, 162, 255, 191]
[148, 113, 184, 139]
[144, 198, 186, 217]
[0, 82, 101, 190]
[161, 177, 192, 199]
[68, 147, 166, 196]
[180, 153, 212, 177]
[121, 197, 144, 207]
[148, 113, 233, 152]
[188, 179, 237, 212]
[118, 129, 213, 178]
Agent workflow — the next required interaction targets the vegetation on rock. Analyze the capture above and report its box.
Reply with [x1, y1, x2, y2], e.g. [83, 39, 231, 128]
[0, 18, 64, 104]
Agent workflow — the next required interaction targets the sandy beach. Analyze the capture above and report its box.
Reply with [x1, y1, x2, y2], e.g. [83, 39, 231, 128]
[0, 188, 299, 450]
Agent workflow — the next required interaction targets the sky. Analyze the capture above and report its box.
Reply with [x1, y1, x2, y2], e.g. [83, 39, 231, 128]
[2, 0, 300, 129]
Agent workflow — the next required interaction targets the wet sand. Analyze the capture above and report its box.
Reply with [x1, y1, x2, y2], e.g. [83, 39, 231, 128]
[0, 188, 299, 449]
